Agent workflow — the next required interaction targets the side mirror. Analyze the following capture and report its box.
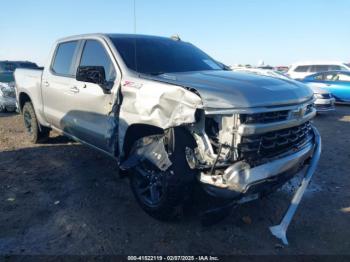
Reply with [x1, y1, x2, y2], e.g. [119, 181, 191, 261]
[76, 66, 106, 85]
[76, 66, 114, 93]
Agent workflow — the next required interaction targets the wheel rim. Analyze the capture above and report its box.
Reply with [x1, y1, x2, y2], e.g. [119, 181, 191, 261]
[134, 164, 166, 207]
[23, 110, 33, 134]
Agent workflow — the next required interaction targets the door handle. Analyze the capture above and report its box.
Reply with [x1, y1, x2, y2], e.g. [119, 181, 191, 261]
[43, 81, 49, 87]
[69, 86, 80, 93]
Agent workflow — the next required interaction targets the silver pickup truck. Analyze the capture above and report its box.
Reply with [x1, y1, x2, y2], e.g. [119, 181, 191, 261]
[15, 34, 321, 244]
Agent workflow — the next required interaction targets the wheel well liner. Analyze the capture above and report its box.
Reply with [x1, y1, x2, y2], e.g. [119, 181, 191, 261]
[122, 124, 164, 158]
[18, 92, 32, 111]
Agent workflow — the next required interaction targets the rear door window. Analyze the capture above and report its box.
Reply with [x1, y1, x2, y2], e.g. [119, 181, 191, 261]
[79, 40, 116, 82]
[51, 41, 79, 76]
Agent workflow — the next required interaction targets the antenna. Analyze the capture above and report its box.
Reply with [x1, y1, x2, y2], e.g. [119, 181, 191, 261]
[133, 0, 138, 72]
[133, 0, 137, 34]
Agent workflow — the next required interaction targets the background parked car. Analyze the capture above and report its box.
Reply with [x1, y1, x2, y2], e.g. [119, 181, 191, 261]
[0, 61, 39, 112]
[307, 85, 335, 112]
[287, 61, 350, 80]
[0, 82, 17, 112]
[274, 66, 289, 73]
[302, 71, 350, 103]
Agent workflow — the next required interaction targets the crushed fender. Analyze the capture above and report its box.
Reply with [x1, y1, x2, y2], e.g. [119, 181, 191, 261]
[120, 135, 172, 172]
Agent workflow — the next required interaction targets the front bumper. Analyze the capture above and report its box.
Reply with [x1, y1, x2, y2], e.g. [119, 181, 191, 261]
[314, 98, 335, 112]
[0, 96, 17, 111]
[200, 125, 320, 199]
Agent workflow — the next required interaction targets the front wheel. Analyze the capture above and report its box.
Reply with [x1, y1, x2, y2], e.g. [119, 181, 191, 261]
[129, 127, 197, 221]
[22, 102, 50, 143]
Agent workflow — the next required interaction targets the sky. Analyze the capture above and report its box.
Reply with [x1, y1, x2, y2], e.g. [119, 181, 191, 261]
[0, 0, 349, 66]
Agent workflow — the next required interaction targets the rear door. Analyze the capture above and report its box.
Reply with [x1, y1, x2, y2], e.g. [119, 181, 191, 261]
[67, 39, 119, 152]
[42, 40, 82, 128]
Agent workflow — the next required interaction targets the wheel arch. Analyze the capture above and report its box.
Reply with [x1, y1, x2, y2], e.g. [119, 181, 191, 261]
[18, 92, 32, 112]
[121, 123, 164, 158]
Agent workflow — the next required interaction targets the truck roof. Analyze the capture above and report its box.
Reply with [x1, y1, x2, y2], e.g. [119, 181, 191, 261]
[57, 33, 173, 43]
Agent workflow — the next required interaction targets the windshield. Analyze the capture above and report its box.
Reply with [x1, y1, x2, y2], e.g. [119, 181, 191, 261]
[110, 36, 222, 75]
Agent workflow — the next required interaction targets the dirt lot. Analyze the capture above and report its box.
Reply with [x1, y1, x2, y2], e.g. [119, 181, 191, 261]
[0, 106, 349, 255]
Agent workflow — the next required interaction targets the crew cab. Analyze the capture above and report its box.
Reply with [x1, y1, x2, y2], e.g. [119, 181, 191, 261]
[15, 34, 321, 243]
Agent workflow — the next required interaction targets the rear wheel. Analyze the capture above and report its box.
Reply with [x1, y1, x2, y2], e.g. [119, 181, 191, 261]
[129, 127, 197, 221]
[22, 102, 50, 143]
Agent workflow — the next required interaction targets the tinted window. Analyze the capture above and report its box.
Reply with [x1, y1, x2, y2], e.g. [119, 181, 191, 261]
[294, 66, 309, 72]
[0, 62, 16, 72]
[0, 62, 38, 72]
[310, 65, 329, 72]
[328, 65, 342, 71]
[52, 41, 79, 76]
[79, 40, 116, 82]
[111, 36, 222, 74]
[15, 62, 38, 69]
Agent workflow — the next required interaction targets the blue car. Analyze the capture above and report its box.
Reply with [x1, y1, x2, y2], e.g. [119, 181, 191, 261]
[302, 70, 350, 102]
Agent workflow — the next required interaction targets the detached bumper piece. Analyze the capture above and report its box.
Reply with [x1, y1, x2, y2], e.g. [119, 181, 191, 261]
[269, 126, 321, 245]
[199, 126, 321, 245]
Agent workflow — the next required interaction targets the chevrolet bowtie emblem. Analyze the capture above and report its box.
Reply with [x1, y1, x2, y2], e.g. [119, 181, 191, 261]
[292, 106, 306, 119]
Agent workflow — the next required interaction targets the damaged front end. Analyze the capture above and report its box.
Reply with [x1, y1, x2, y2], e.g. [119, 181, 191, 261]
[117, 75, 320, 245]
[184, 101, 321, 244]
[185, 102, 319, 201]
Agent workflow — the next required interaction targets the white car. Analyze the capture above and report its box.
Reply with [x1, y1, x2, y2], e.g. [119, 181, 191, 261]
[306, 84, 335, 112]
[287, 61, 350, 80]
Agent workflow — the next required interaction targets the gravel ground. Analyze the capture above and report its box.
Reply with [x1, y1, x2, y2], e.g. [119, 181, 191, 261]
[0, 106, 349, 255]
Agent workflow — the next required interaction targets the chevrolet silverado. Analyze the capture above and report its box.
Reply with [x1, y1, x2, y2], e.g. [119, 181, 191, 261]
[15, 34, 321, 244]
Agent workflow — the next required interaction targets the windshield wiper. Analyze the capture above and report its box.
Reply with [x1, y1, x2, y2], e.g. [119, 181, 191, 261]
[148, 71, 166, 76]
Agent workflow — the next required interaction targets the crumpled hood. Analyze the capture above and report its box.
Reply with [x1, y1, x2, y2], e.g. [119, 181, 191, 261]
[153, 70, 314, 109]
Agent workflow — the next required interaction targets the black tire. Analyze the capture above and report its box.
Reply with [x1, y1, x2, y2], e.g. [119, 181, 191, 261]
[129, 127, 197, 221]
[22, 102, 50, 143]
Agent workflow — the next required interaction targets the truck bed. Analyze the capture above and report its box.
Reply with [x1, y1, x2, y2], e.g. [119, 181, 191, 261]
[14, 68, 44, 117]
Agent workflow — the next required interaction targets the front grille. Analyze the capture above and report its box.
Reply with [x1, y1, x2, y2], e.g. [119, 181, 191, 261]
[238, 121, 313, 165]
[240, 104, 314, 125]
[240, 110, 289, 124]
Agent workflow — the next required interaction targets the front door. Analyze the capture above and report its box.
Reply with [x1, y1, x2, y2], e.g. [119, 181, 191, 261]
[67, 39, 119, 153]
